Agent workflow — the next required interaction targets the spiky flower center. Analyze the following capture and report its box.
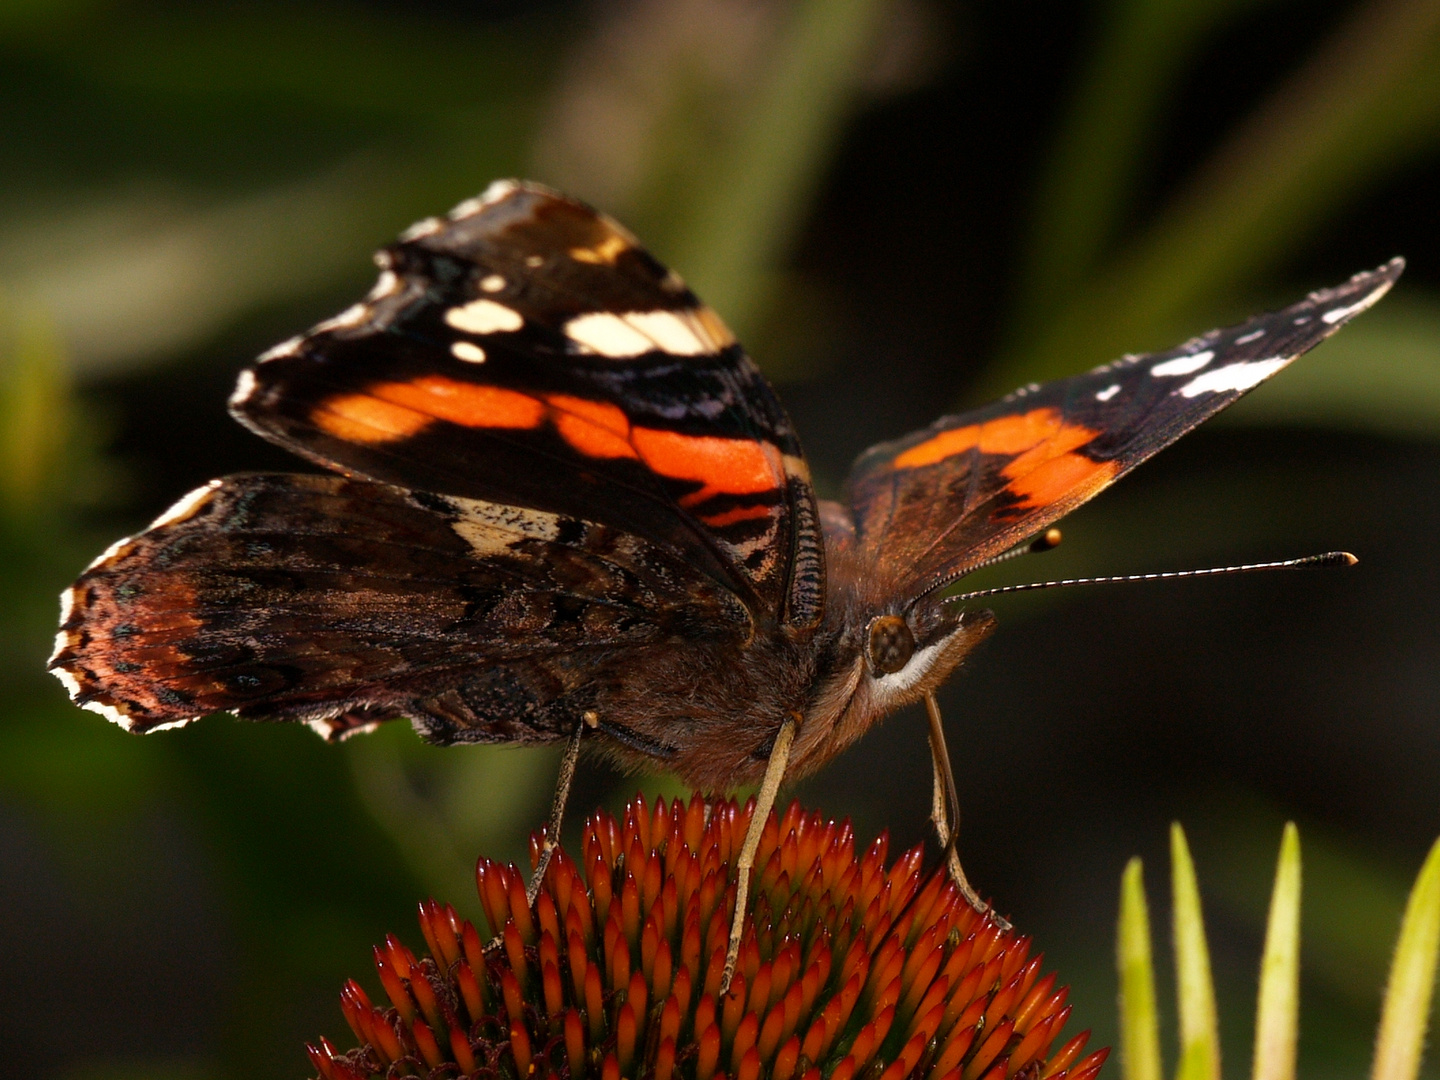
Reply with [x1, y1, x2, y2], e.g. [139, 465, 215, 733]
[309, 795, 1108, 1080]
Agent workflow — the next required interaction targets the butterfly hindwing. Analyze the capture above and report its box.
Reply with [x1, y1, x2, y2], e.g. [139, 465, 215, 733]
[50, 472, 753, 742]
[231, 181, 823, 629]
[846, 259, 1404, 597]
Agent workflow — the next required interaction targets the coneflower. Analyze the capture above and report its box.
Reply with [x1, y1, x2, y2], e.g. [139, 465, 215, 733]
[309, 795, 1108, 1080]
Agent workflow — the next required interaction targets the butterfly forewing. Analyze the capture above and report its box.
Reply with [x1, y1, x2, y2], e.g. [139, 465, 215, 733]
[231, 181, 823, 628]
[846, 259, 1403, 600]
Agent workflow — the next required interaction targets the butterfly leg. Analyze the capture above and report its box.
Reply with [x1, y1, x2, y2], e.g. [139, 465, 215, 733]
[719, 714, 798, 996]
[925, 691, 1010, 931]
[526, 719, 586, 907]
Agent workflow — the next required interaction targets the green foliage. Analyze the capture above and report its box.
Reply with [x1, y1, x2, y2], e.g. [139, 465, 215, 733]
[1121, 858, 1165, 1080]
[1252, 824, 1300, 1080]
[1172, 826, 1222, 1080]
[1372, 838, 1440, 1080]
[1119, 826, 1440, 1080]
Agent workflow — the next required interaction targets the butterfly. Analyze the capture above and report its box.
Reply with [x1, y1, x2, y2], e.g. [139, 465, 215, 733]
[49, 179, 1401, 987]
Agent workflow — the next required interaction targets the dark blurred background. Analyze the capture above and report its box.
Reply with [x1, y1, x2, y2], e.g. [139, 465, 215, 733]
[2, 1, 1438, 1077]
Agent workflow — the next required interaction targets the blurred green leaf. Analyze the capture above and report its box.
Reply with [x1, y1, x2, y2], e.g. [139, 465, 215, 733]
[1253, 824, 1301, 1080]
[666, 0, 892, 342]
[0, 3, 559, 378]
[345, 726, 555, 919]
[1121, 856, 1166, 1080]
[1371, 836, 1440, 1080]
[6, 2, 553, 128]
[998, 0, 1440, 392]
[1193, 794, 1413, 1013]
[1019, 0, 1277, 325]
[0, 299, 70, 511]
[1173, 823, 1222, 1080]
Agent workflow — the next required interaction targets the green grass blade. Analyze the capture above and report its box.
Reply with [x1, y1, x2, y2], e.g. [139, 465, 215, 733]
[992, 0, 1440, 392]
[668, 0, 889, 341]
[1017, 0, 1272, 325]
[1253, 823, 1301, 1080]
[1172, 823, 1221, 1080]
[1120, 857, 1164, 1080]
[1371, 836, 1440, 1080]
[0, 302, 70, 515]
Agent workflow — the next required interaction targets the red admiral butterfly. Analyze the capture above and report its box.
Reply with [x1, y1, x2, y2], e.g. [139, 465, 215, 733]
[50, 180, 1400, 986]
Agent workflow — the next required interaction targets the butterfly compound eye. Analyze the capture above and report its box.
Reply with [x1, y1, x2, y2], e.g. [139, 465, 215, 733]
[866, 615, 914, 675]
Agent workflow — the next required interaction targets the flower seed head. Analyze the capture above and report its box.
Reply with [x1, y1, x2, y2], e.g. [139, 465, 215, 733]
[309, 795, 1108, 1080]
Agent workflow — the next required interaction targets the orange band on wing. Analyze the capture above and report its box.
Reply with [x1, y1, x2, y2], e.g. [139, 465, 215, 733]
[890, 404, 1117, 514]
[545, 394, 639, 460]
[892, 424, 980, 469]
[380, 377, 546, 429]
[312, 381, 785, 509]
[1003, 453, 1119, 510]
[312, 377, 545, 443]
[631, 427, 783, 505]
[894, 407, 1089, 468]
[312, 392, 432, 443]
[1000, 419, 1095, 475]
[699, 503, 776, 528]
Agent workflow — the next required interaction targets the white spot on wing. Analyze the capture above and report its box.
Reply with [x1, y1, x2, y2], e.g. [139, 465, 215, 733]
[1177, 358, 1288, 398]
[230, 369, 257, 407]
[85, 535, 135, 572]
[564, 309, 721, 358]
[449, 180, 520, 219]
[782, 454, 811, 483]
[480, 274, 506, 292]
[52, 660, 81, 696]
[149, 480, 221, 529]
[445, 299, 524, 334]
[451, 341, 487, 363]
[58, 587, 75, 626]
[50, 626, 75, 662]
[1095, 383, 1121, 402]
[441, 496, 563, 556]
[313, 303, 368, 333]
[80, 697, 139, 730]
[1236, 329, 1266, 344]
[367, 270, 400, 299]
[1322, 283, 1394, 324]
[525, 255, 544, 268]
[1151, 350, 1214, 377]
[565, 312, 655, 357]
[399, 216, 442, 241]
[312, 718, 380, 742]
[623, 311, 711, 355]
[142, 716, 195, 734]
[257, 336, 303, 363]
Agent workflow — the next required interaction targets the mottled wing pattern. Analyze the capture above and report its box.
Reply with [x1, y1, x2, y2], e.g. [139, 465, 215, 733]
[231, 181, 823, 629]
[50, 473, 751, 743]
[847, 259, 1404, 599]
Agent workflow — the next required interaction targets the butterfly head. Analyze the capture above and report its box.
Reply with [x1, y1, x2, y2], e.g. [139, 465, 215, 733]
[856, 598, 997, 712]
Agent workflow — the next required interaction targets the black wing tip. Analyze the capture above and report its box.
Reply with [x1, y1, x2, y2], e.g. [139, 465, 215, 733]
[396, 179, 604, 248]
[1286, 257, 1402, 333]
[1336, 255, 1405, 291]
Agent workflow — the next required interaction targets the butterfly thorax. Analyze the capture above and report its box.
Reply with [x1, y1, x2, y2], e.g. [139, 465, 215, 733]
[768, 503, 996, 785]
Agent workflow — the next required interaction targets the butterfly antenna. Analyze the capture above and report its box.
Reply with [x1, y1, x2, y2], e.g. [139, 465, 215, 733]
[946, 550, 1357, 603]
[964, 528, 1064, 575]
